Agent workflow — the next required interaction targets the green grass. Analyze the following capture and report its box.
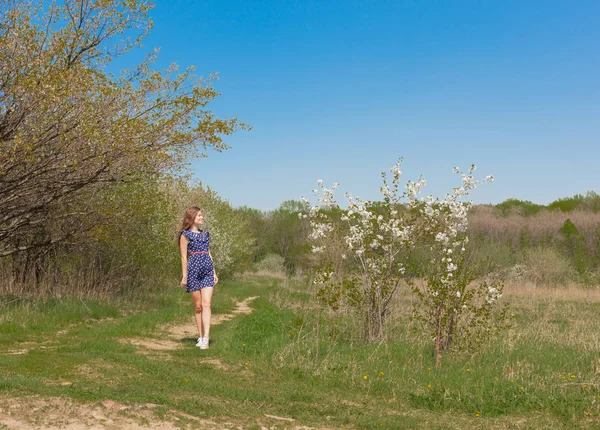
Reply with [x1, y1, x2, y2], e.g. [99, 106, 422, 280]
[1, 275, 599, 429]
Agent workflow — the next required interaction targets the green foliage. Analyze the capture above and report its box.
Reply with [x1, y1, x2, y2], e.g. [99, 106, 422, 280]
[496, 191, 600, 215]
[517, 247, 572, 285]
[1, 177, 256, 297]
[236, 206, 270, 263]
[254, 254, 285, 274]
[548, 195, 586, 212]
[89, 179, 180, 280]
[0, 0, 248, 258]
[495, 199, 545, 216]
[466, 238, 516, 277]
[262, 200, 311, 276]
[0, 0, 251, 296]
[559, 219, 593, 278]
[581, 191, 600, 212]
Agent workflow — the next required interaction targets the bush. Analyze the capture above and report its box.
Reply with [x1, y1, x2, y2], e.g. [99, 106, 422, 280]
[517, 247, 572, 286]
[255, 254, 286, 274]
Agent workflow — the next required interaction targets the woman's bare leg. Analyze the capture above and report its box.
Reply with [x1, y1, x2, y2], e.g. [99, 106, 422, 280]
[191, 291, 203, 338]
[200, 287, 213, 339]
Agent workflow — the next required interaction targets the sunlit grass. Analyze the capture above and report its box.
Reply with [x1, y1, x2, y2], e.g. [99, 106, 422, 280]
[1, 274, 599, 428]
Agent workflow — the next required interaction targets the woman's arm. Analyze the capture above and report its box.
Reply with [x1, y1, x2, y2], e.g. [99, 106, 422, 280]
[179, 234, 189, 288]
[209, 250, 218, 285]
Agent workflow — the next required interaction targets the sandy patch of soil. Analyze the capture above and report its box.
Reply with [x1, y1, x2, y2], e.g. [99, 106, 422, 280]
[122, 296, 259, 353]
[0, 396, 223, 429]
[0, 396, 326, 429]
[167, 296, 259, 339]
[121, 338, 182, 351]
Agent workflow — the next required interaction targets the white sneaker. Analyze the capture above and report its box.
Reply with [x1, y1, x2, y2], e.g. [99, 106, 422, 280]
[200, 338, 209, 349]
[195, 337, 203, 347]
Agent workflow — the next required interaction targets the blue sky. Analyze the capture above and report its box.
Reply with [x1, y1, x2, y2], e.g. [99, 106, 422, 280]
[134, 0, 599, 210]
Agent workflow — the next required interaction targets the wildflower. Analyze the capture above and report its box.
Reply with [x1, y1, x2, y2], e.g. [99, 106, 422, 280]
[520, 386, 524, 391]
[466, 368, 471, 372]
[378, 371, 384, 377]
[475, 411, 480, 417]
[244, 361, 249, 366]
[427, 367, 432, 371]
[363, 375, 368, 380]
[427, 384, 432, 389]
[183, 378, 189, 383]
[242, 344, 246, 347]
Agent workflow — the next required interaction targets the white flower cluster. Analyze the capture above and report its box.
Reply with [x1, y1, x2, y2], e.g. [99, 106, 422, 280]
[302, 163, 417, 282]
[303, 160, 496, 312]
[486, 285, 502, 305]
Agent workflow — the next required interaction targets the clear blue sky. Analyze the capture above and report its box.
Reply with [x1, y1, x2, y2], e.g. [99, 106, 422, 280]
[135, 0, 599, 210]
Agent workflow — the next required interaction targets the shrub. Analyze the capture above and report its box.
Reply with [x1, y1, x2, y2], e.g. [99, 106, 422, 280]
[255, 254, 286, 274]
[518, 247, 571, 286]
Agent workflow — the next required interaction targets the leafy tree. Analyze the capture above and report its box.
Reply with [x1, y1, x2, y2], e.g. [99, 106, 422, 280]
[495, 199, 544, 217]
[548, 195, 585, 212]
[266, 200, 310, 276]
[559, 218, 590, 276]
[236, 206, 270, 263]
[0, 0, 248, 258]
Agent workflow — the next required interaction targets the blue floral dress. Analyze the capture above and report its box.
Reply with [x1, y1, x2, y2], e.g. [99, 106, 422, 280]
[180, 230, 215, 292]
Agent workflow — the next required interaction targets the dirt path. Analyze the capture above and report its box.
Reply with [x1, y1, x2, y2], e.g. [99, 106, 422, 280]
[0, 296, 270, 429]
[121, 296, 259, 352]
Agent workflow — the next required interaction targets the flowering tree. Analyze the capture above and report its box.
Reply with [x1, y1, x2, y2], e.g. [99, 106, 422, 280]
[303, 160, 508, 364]
[302, 161, 424, 342]
[407, 165, 508, 367]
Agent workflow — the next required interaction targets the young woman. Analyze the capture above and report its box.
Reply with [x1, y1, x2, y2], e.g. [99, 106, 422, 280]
[179, 206, 218, 349]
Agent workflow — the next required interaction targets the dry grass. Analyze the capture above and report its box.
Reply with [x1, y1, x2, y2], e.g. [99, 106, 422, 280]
[0, 262, 129, 301]
[503, 280, 600, 301]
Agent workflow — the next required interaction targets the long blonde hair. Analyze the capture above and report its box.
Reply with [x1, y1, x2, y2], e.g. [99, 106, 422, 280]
[179, 206, 201, 233]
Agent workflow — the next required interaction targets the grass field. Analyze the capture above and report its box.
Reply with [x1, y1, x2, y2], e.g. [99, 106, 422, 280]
[1, 274, 599, 429]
